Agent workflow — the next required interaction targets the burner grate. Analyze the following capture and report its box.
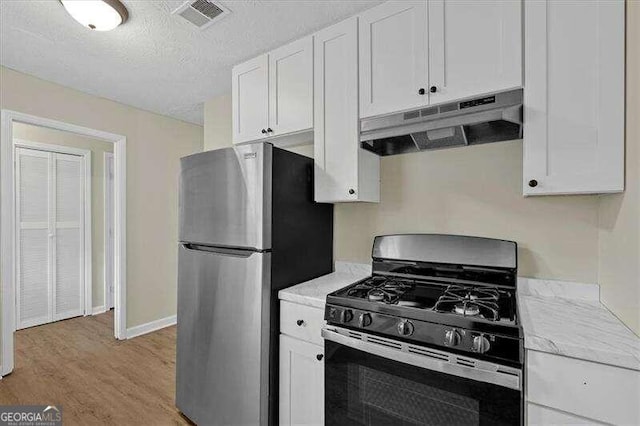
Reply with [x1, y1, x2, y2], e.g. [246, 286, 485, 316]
[434, 285, 500, 321]
[346, 277, 414, 304]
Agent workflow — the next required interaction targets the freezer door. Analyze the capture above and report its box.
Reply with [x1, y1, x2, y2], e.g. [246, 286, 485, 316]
[179, 144, 272, 250]
[176, 244, 271, 425]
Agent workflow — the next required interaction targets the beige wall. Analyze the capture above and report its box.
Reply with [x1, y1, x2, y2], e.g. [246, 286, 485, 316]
[13, 122, 113, 309]
[598, 1, 640, 335]
[1, 67, 204, 335]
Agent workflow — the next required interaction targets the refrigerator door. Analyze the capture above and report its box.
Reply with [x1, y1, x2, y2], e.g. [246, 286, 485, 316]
[179, 143, 272, 250]
[176, 243, 270, 426]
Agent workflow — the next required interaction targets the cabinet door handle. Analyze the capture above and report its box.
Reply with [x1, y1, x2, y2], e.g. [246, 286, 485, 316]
[261, 129, 267, 134]
[348, 188, 355, 195]
[267, 128, 273, 133]
[528, 179, 538, 188]
[418, 88, 426, 95]
[316, 354, 324, 361]
[296, 319, 304, 326]
[430, 86, 437, 93]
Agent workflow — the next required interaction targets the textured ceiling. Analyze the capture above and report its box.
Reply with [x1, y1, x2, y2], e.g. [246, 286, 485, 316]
[0, 0, 383, 125]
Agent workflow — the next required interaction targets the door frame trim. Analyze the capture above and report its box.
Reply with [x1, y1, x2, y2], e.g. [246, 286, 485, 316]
[103, 152, 114, 311]
[14, 139, 93, 325]
[1, 110, 128, 377]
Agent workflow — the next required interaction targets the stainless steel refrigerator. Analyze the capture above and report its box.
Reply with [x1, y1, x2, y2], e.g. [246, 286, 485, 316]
[175, 143, 333, 426]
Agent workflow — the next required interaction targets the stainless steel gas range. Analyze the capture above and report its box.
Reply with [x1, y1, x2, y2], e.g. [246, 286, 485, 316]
[323, 234, 523, 426]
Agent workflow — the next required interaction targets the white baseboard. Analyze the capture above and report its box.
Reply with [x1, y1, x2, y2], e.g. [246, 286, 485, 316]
[92, 305, 107, 315]
[126, 315, 177, 339]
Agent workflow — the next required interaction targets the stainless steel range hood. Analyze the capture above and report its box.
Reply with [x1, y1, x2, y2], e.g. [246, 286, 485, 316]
[360, 88, 523, 156]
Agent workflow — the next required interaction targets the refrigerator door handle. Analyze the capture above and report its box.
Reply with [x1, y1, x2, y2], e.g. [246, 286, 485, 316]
[182, 243, 263, 257]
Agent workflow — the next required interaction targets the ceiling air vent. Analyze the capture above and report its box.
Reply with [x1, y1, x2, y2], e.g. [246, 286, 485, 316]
[172, 0, 230, 29]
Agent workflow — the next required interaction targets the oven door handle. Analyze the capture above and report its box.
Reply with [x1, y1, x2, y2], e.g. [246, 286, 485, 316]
[321, 327, 521, 391]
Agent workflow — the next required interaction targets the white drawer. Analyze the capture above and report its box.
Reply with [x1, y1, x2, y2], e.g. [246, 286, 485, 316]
[280, 300, 325, 346]
[527, 350, 640, 425]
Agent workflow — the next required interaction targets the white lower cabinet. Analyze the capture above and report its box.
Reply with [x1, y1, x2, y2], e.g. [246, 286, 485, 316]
[279, 301, 325, 426]
[526, 350, 640, 425]
[279, 334, 324, 426]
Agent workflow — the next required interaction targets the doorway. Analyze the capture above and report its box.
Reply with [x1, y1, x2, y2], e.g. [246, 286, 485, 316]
[14, 141, 91, 329]
[1, 110, 127, 377]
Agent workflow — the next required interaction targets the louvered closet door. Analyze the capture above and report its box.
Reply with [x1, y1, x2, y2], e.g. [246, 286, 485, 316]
[16, 148, 52, 329]
[15, 148, 85, 330]
[53, 153, 84, 321]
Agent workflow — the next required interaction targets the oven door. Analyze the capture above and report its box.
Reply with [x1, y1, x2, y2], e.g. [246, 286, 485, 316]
[322, 327, 522, 426]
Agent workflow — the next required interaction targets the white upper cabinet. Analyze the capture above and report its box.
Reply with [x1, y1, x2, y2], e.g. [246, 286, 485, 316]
[269, 36, 313, 136]
[523, 0, 624, 195]
[359, 1, 429, 118]
[232, 37, 313, 145]
[232, 54, 269, 144]
[314, 17, 380, 203]
[428, 0, 522, 104]
[358, 0, 522, 119]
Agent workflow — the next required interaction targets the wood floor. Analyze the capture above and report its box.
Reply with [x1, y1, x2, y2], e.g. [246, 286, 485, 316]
[0, 311, 191, 425]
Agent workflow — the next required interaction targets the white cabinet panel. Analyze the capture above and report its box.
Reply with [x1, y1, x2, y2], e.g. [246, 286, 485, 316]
[232, 54, 269, 144]
[279, 334, 324, 426]
[527, 350, 640, 425]
[428, 0, 522, 104]
[527, 403, 604, 426]
[523, 0, 624, 195]
[269, 36, 313, 136]
[359, 1, 428, 118]
[314, 17, 380, 203]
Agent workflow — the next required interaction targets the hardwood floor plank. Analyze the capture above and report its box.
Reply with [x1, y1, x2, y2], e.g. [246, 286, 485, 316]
[0, 311, 190, 426]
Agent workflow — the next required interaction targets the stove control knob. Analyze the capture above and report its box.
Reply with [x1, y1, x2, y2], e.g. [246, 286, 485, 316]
[340, 309, 353, 323]
[472, 335, 491, 354]
[444, 329, 461, 347]
[358, 313, 372, 328]
[397, 320, 414, 336]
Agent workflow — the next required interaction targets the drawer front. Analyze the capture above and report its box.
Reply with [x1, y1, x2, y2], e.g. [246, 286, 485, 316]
[527, 403, 604, 425]
[280, 300, 325, 346]
[527, 350, 640, 425]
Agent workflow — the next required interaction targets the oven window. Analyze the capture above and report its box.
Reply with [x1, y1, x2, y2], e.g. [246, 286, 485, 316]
[325, 341, 521, 426]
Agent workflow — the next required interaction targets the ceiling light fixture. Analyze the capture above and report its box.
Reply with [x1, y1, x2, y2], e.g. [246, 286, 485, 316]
[60, 0, 129, 31]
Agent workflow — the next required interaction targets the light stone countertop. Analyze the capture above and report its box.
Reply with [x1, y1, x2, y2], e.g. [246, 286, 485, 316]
[518, 277, 640, 371]
[278, 262, 371, 309]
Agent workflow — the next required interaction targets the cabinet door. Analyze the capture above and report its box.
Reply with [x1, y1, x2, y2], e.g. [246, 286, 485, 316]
[279, 334, 324, 426]
[428, 0, 522, 104]
[523, 0, 624, 195]
[232, 54, 269, 144]
[269, 36, 313, 136]
[359, 1, 428, 118]
[313, 17, 360, 202]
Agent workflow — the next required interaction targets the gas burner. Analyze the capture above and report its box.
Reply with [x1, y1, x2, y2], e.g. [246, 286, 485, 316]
[435, 285, 501, 321]
[454, 303, 480, 316]
[347, 277, 414, 304]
